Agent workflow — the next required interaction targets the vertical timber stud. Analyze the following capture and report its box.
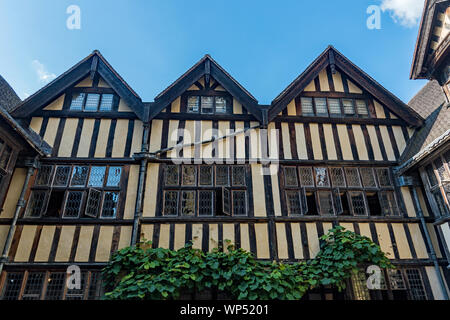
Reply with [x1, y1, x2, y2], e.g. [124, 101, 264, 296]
[0, 157, 38, 274]
[406, 175, 449, 300]
[131, 123, 150, 245]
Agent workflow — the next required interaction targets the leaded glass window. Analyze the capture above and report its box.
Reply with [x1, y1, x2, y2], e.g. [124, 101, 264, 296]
[318, 191, 334, 215]
[388, 269, 406, 290]
[405, 269, 427, 300]
[165, 165, 179, 186]
[85, 189, 102, 218]
[182, 165, 196, 186]
[232, 190, 247, 216]
[434, 157, 449, 181]
[199, 166, 213, 186]
[216, 165, 229, 186]
[45, 273, 66, 300]
[301, 97, 314, 116]
[1, 273, 23, 300]
[345, 168, 361, 187]
[99, 94, 114, 111]
[70, 93, 85, 111]
[314, 97, 328, 116]
[26, 191, 47, 218]
[187, 96, 200, 113]
[101, 191, 119, 218]
[215, 97, 227, 113]
[163, 191, 178, 216]
[84, 94, 101, 111]
[299, 167, 314, 187]
[328, 98, 342, 116]
[343, 99, 355, 116]
[53, 166, 71, 187]
[284, 167, 298, 187]
[376, 168, 392, 187]
[356, 100, 369, 117]
[22, 273, 45, 300]
[201, 96, 214, 114]
[360, 168, 377, 188]
[181, 191, 195, 216]
[379, 191, 399, 216]
[198, 191, 213, 216]
[71, 166, 89, 186]
[88, 166, 106, 187]
[65, 272, 88, 300]
[330, 167, 345, 187]
[315, 167, 330, 187]
[106, 167, 122, 187]
[286, 190, 302, 215]
[232, 166, 246, 186]
[349, 191, 366, 215]
[63, 191, 84, 218]
[0, 145, 12, 169]
[36, 165, 53, 186]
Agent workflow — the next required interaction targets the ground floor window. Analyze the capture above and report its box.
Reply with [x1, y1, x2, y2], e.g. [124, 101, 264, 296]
[0, 270, 103, 300]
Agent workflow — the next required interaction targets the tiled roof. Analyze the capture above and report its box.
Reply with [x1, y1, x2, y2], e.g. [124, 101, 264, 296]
[0, 74, 21, 111]
[399, 80, 449, 170]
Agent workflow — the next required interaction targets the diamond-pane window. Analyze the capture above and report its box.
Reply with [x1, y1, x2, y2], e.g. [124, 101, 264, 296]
[63, 191, 84, 218]
[330, 167, 346, 187]
[71, 166, 89, 186]
[70, 93, 85, 111]
[88, 166, 106, 187]
[315, 167, 330, 187]
[345, 168, 361, 187]
[286, 190, 302, 215]
[376, 168, 392, 187]
[215, 165, 229, 186]
[232, 166, 246, 186]
[182, 165, 196, 186]
[26, 191, 47, 217]
[84, 93, 100, 111]
[165, 165, 179, 186]
[36, 165, 53, 186]
[299, 167, 314, 187]
[232, 190, 247, 216]
[284, 167, 298, 187]
[198, 191, 213, 216]
[53, 166, 71, 187]
[106, 167, 122, 187]
[360, 168, 377, 188]
[163, 191, 178, 216]
[101, 191, 119, 218]
[199, 166, 213, 186]
[318, 191, 334, 215]
[181, 191, 195, 216]
[349, 191, 366, 215]
[85, 189, 102, 218]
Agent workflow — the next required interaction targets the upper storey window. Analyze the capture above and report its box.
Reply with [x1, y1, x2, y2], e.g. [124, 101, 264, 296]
[69, 93, 115, 112]
[187, 95, 231, 114]
[300, 97, 370, 118]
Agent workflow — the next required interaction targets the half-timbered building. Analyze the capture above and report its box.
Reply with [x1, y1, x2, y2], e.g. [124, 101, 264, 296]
[0, 3, 450, 299]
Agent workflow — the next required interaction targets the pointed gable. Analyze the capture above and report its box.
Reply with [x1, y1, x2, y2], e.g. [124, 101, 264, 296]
[411, 0, 450, 81]
[10, 51, 146, 120]
[150, 55, 262, 121]
[269, 46, 424, 127]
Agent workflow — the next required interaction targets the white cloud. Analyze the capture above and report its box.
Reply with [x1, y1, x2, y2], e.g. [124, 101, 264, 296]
[31, 60, 56, 83]
[380, 0, 425, 27]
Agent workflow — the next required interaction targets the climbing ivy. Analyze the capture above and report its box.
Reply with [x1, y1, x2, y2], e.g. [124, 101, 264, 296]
[102, 226, 393, 300]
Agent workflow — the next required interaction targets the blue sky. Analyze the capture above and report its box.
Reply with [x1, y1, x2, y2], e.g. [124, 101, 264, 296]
[0, 0, 427, 104]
